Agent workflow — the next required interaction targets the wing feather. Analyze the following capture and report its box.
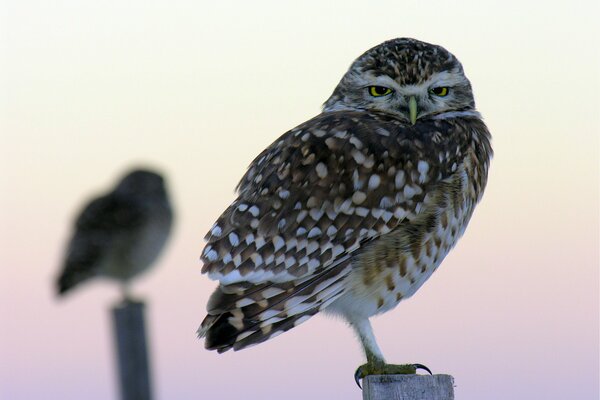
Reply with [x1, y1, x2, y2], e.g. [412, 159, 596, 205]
[201, 110, 472, 285]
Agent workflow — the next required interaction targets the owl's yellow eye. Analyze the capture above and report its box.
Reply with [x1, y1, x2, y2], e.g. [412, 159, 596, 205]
[368, 86, 393, 97]
[430, 87, 449, 97]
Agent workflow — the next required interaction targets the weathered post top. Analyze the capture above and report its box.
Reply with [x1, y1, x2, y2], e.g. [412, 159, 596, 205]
[362, 374, 454, 400]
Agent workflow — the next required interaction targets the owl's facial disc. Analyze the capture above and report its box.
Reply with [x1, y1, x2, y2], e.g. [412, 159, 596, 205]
[323, 38, 477, 123]
[359, 70, 471, 123]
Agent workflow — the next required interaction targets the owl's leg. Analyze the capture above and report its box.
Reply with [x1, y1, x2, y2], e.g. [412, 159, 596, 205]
[350, 318, 431, 388]
[120, 281, 133, 303]
[350, 318, 386, 365]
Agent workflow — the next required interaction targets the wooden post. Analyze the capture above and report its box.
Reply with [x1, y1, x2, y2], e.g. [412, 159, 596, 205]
[112, 299, 153, 400]
[362, 374, 454, 400]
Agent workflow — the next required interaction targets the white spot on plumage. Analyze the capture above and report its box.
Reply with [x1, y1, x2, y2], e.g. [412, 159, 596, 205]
[326, 225, 338, 236]
[251, 253, 263, 266]
[353, 170, 363, 190]
[298, 256, 309, 265]
[309, 208, 324, 221]
[245, 233, 255, 245]
[269, 330, 284, 340]
[368, 174, 381, 190]
[379, 196, 393, 208]
[205, 249, 218, 261]
[352, 191, 366, 205]
[275, 254, 286, 266]
[417, 160, 429, 183]
[315, 276, 338, 293]
[395, 170, 406, 189]
[279, 190, 290, 199]
[316, 162, 328, 178]
[288, 301, 316, 316]
[297, 238, 308, 250]
[296, 210, 308, 223]
[403, 185, 422, 199]
[236, 331, 254, 341]
[273, 236, 285, 251]
[233, 254, 242, 267]
[355, 207, 369, 217]
[262, 287, 285, 298]
[296, 227, 307, 236]
[332, 245, 345, 257]
[306, 241, 319, 255]
[228, 315, 244, 330]
[285, 238, 298, 251]
[333, 129, 347, 138]
[248, 206, 260, 217]
[236, 297, 255, 308]
[371, 208, 384, 219]
[349, 136, 363, 149]
[394, 207, 407, 220]
[255, 236, 266, 249]
[351, 149, 366, 164]
[285, 257, 296, 268]
[284, 295, 309, 309]
[237, 203, 248, 212]
[307, 227, 322, 238]
[308, 259, 320, 269]
[382, 211, 394, 222]
[294, 315, 312, 326]
[375, 127, 390, 136]
[262, 311, 284, 325]
[210, 225, 222, 237]
[228, 232, 240, 247]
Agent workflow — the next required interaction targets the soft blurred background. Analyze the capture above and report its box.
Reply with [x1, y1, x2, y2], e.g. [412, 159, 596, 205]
[1, 1, 598, 399]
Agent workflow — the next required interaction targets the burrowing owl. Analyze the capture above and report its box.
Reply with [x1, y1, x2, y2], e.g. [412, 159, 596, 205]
[57, 169, 173, 298]
[198, 38, 492, 382]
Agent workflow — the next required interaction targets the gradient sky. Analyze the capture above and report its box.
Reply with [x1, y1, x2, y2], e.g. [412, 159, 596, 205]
[1, 1, 598, 399]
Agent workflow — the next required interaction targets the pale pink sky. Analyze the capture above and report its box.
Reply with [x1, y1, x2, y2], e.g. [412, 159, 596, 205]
[1, 1, 598, 399]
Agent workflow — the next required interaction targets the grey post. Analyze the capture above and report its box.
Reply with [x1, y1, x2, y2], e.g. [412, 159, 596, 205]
[112, 300, 153, 400]
[362, 374, 454, 400]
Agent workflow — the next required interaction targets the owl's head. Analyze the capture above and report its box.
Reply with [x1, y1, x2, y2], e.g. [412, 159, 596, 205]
[323, 38, 476, 124]
[115, 169, 167, 197]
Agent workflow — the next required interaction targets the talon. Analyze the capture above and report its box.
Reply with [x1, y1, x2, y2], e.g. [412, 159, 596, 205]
[354, 367, 363, 389]
[413, 363, 432, 375]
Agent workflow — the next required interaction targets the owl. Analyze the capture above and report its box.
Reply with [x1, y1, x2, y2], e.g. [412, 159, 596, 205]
[198, 38, 492, 384]
[57, 169, 173, 299]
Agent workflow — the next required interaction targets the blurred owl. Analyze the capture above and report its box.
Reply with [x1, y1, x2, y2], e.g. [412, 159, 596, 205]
[198, 38, 492, 381]
[57, 169, 173, 298]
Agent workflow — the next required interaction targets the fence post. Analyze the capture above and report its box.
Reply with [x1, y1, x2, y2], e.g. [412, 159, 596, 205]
[112, 299, 152, 400]
[362, 374, 454, 400]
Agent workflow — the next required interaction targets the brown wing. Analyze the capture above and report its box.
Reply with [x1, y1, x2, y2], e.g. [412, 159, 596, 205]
[198, 110, 478, 352]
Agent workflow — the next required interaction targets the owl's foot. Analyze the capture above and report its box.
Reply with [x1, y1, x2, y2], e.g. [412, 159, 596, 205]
[354, 362, 432, 389]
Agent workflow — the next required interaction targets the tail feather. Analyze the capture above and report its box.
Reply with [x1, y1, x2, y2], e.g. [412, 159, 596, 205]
[56, 269, 92, 296]
[198, 258, 351, 352]
[232, 284, 346, 351]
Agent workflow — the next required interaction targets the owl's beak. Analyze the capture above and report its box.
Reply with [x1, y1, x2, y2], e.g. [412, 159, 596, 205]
[408, 96, 418, 125]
